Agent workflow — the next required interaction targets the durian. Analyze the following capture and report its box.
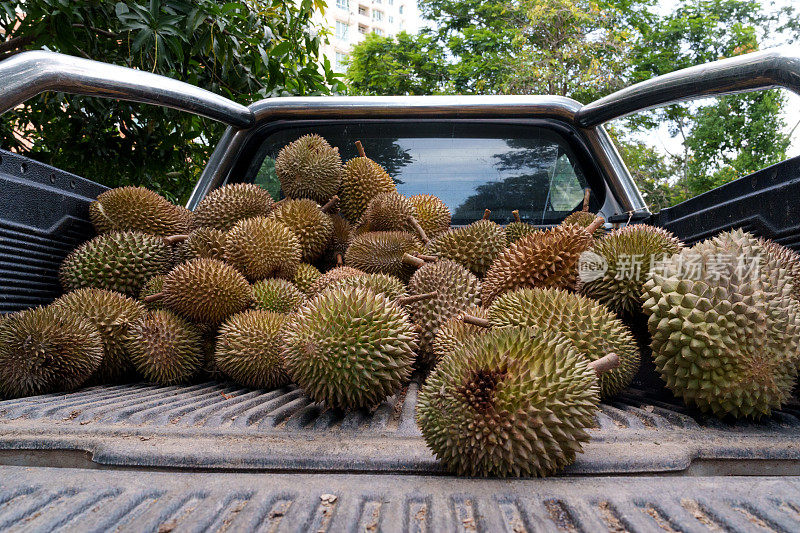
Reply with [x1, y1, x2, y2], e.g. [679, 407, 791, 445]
[216, 309, 290, 389]
[409, 194, 451, 239]
[224, 217, 302, 281]
[60, 231, 172, 296]
[269, 198, 334, 262]
[345, 231, 423, 281]
[139, 275, 165, 310]
[306, 266, 365, 296]
[284, 286, 418, 409]
[578, 224, 683, 315]
[157, 258, 252, 325]
[481, 217, 603, 305]
[761, 237, 800, 302]
[466, 287, 639, 399]
[252, 278, 307, 314]
[320, 213, 351, 268]
[293, 263, 322, 295]
[53, 288, 146, 383]
[431, 306, 488, 365]
[562, 189, 606, 239]
[192, 183, 274, 231]
[358, 192, 429, 243]
[329, 272, 407, 301]
[504, 210, 539, 245]
[426, 211, 505, 277]
[339, 141, 396, 222]
[274, 134, 343, 203]
[0, 306, 103, 398]
[406, 259, 482, 367]
[90, 186, 190, 236]
[417, 327, 615, 477]
[177, 227, 227, 263]
[125, 309, 204, 385]
[642, 229, 800, 418]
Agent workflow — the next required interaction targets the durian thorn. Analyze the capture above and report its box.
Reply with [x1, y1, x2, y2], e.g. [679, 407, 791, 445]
[511, 210, 521, 223]
[586, 216, 605, 235]
[582, 188, 591, 212]
[483, 209, 491, 220]
[461, 313, 491, 328]
[355, 140, 366, 158]
[402, 253, 426, 268]
[336, 253, 344, 266]
[407, 215, 429, 244]
[143, 292, 165, 303]
[587, 353, 620, 376]
[414, 253, 439, 262]
[163, 234, 189, 245]
[396, 291, 438, 306]
[321, 195, 339, 214]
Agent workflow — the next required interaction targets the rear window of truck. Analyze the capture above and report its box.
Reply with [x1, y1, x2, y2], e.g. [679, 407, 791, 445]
[248, 121, 596, 225]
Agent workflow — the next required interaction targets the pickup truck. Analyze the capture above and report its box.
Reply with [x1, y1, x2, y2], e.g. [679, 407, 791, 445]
[0, 48, 799, 532]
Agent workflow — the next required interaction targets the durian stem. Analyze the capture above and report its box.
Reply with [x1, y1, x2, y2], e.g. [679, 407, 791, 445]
[336, 253, 344, 266]
[321, 195, 339, 213]
[586, 216, 605, 235]
[582, 188, 591, 212]
[512, 210, 521, 223]
[396, 291, 438, 306]
[143, 292, 165, 303]
[414, 253, 439, 262]
[461, 313, 491, 328]
[402, 253, 426, 268]
[587, 353, 620, 376]
[163, 234, 189, 245]
[407, 216, 429, 244]
[355, 140, 366, 158]
[483, 209, 491, 220]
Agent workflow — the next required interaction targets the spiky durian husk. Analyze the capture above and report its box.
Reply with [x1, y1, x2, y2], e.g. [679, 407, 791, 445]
[417, 327, 599, 477]
[319, 214, 351, 269]
[642, 229, 800, 419]
[339, 157, 396, 222]
[579, 225, 683, 315]
[431, 306, 488, 365]
[357, 192, 419, 234]
[293, 263, 322, 295]
[284, 287, 417, 409]
[0, 306, 103, 398]
[329, 272, 407, 300]
[426, 220, 505, 278]
[345, 231, 423, 281]
[504, 221, 539, 246]
[60, 231, 172, 297]
[269, 199, 333, 262]
[224, 217, 302, 281]
[139, 275, 165, 310]
[216, 309, 290, 389]
[562, 211, 606, 239]
[489, 287, 639, 399]
[179, 227, 227, 263]
[163, 258, 252, 325]
[407, 260, 482, 367]
[409, 194, 450, 239]
[89, 186, 190, 236]
[306, 266, 365, 296]
[274, 134, 343, 203]
[761, 238, 800, 302]
[125, 309, 203, 385]
[192, 183, 274, 231]
[252, 278, 307, 314]
[53, 288, 146, 383]
[481, 224, 594, 305]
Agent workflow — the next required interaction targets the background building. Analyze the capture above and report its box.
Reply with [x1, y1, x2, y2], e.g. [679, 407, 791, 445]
[317, 0, 419, 73]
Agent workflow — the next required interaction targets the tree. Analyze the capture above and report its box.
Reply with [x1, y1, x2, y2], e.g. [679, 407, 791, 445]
[345, 31, 449, 95]
[0, 0, 343, 202]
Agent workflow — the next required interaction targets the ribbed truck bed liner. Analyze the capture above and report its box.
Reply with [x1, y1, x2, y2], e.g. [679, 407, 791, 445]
[0, 382, 799, 476]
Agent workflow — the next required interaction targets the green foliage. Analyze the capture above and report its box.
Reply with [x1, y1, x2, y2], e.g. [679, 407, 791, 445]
[0, 0, 343, 202]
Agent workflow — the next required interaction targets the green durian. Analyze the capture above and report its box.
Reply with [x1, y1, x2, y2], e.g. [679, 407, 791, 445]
[269, 198, 333, 262]
[357, 192, 429, 243]
[224, 216, 302, 281]
[139, 275, 165, 310]
[192, 183, 274, 231]
[178, 227, 227, 263]
[504, 210, 539, 245]
[252, 278, 307, 314]
[409, 194, 451, 239]
[339, 141, 397, 222]
[306, 266, 365, 296]
[426, 213, 505, 277]
[345, 231, 423, 281]
[329, 272, 407, 301]
[275, 134, 343, 203]
[431, 306, 488, 366]
[293, 263, 322, 295]
[90, 186, 190, 236]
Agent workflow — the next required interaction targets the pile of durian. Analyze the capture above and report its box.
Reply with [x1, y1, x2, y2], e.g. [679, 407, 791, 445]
[1, 133, 799, 479]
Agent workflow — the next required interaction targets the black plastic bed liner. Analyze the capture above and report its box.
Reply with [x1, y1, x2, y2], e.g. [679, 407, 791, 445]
[0, 382, 799, 477]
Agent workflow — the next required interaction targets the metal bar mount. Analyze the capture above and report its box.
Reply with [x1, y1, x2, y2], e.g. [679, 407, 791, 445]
[577, 46, 800, 126]
[0, 50, 254, 128]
